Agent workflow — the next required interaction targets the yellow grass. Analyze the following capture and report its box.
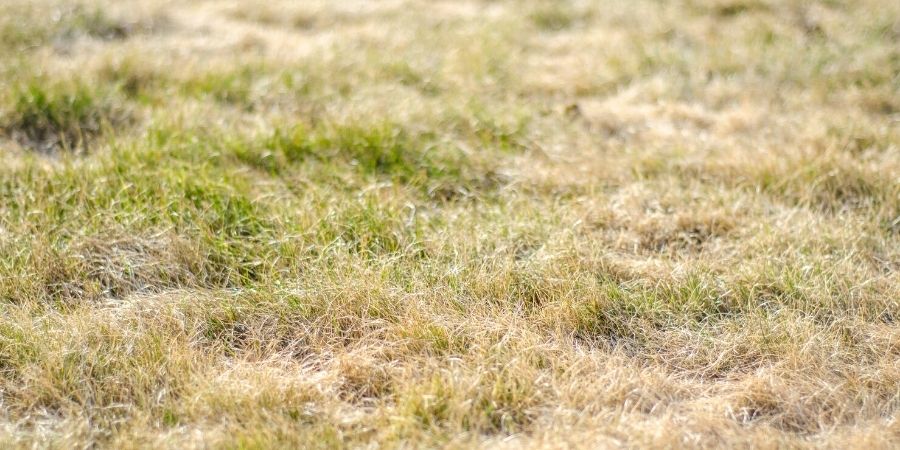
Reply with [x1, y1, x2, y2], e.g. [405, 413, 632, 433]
[0, 0, 898, 448]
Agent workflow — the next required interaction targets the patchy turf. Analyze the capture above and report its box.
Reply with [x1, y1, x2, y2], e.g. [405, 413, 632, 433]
[0, 0, 898, 448]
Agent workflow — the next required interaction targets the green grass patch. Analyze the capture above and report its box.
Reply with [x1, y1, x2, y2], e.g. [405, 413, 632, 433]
[1, 81, 130, 154]
[233, 121, 503, 199]
[529, 4, 578, 31]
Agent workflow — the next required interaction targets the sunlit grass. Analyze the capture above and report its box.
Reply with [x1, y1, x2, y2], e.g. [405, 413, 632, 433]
[0, 0, 897, 448]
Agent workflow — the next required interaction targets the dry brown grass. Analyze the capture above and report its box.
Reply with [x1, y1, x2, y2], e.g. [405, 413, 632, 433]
[0, 0, 898, 448]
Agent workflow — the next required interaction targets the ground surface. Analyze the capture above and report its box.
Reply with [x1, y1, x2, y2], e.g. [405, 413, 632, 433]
[0, 0, 898, 448]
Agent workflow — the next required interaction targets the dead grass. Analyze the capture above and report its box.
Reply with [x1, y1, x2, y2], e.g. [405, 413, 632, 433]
[0, 0, 898, 448]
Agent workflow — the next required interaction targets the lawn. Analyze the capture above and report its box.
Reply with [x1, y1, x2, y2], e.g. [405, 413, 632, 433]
[0, 0, 898, 448]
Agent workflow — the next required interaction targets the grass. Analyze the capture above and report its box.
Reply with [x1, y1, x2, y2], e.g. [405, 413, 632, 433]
[1, 81, 129, 153]
[0, 2, 166, 52]
[0, 0, 898, 448]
